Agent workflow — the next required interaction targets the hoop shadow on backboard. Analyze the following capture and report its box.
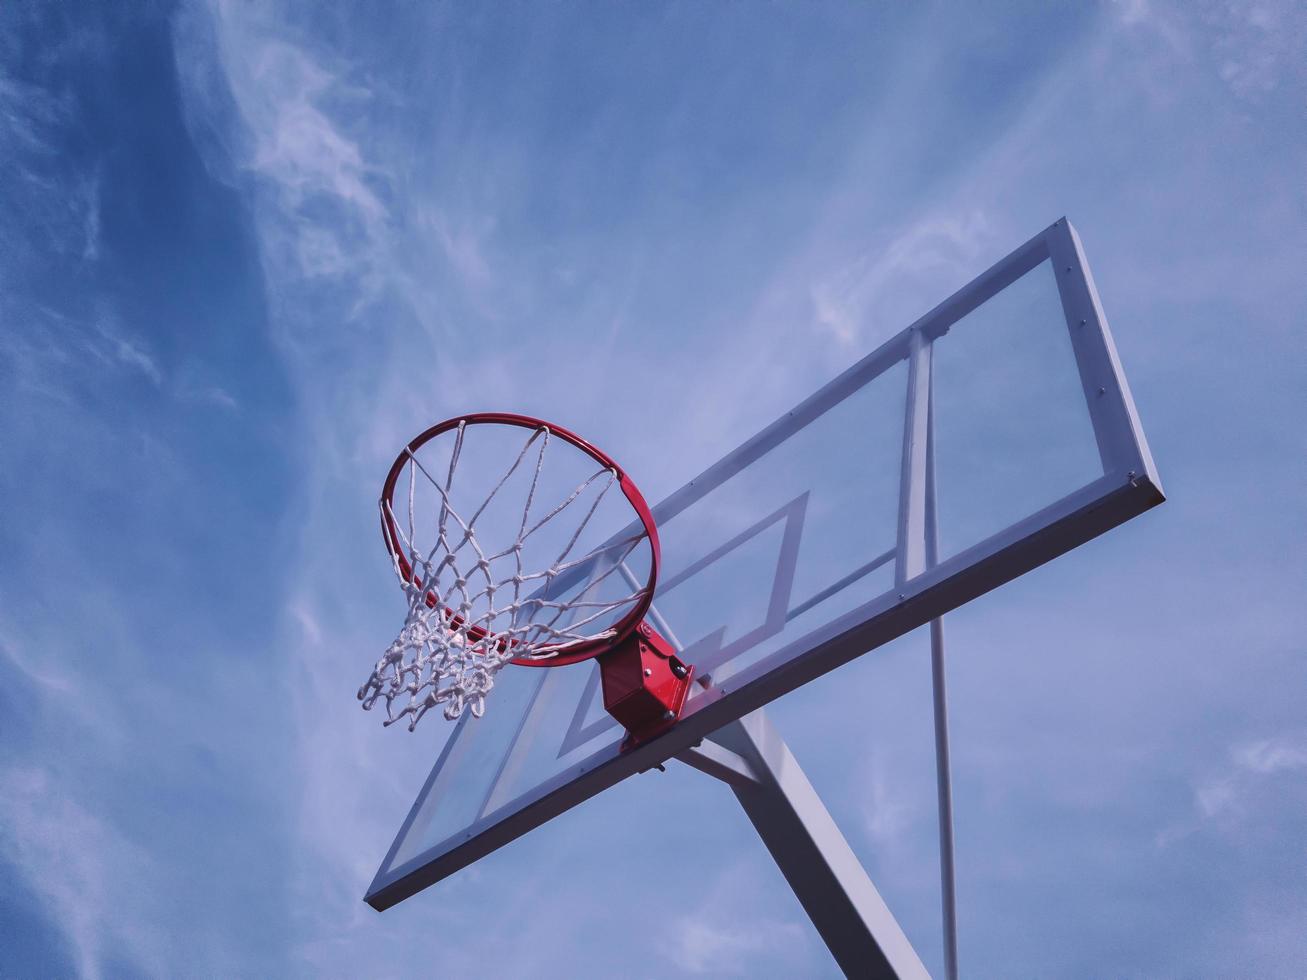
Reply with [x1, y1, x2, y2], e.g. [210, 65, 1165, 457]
[365, 218, 1163, 912]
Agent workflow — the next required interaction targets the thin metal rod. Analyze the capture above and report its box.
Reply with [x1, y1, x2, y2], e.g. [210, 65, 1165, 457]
[929, 618, 958, 980]
[924, 352, 959, 980]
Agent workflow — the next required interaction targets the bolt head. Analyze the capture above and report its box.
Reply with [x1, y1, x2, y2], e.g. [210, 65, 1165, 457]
[643, 667, 652, 677]
[662, 709, 676, 721]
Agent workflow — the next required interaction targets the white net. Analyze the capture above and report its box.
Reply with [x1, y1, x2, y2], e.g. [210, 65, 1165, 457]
[358, 420, 653, 730]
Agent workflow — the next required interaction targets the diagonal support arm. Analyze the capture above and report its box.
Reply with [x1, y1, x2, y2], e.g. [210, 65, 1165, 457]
[678, 709, 930, 980]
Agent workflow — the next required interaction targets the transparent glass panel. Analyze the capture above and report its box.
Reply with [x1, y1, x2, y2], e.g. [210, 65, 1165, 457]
[390, 653, 633, 866]
[390, 662, 543, 866]
[658, 359, 906, 693]
[385, 359, 910, 868]
[931, 258, 1102, 560]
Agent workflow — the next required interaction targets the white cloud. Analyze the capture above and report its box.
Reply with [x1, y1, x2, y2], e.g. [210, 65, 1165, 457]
[293, 224, 350, 279]
[94, 319, 162, 385]
[0, 71, 66, 154]
[861, 748, 915, 849]
[665, 862, 809, 976]
[211, 19, 388, 284]
[811, 210, 995, 348]
[1196, 773, 1239, 820]
[1109, 0, 1305, 102]
[671, 916, 807, 976]
[290, 598, 323, 646]
[1181, 733, 1307, 825]
[424, 207, 495, 291]
[80, 171, 101, 263]
[0, 766, 171, 980]
[1234, 736, 1307, 775]
[1111, 0, 1153, 28]
[245, 41, 384, 224]
[0, 623, 74, 694]
[0, 70, 104, 269]
[194, 384, 240, 411]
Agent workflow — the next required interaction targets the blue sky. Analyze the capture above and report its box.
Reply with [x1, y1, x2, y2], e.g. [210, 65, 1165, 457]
[1, 1, 1304, 977]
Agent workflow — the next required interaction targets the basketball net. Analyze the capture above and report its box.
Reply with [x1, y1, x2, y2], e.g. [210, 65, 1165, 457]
[358, 422, 650, 730]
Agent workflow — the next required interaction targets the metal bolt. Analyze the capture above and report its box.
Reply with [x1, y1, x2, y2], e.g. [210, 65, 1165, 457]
[1065, 266, 1072, 273]
[898, 593, 906, 601]
[1079, 319, 1086, 327]
[1097, 386, 1106, 396]
[643, 668, 652, 677]
[663, 709, 675, 721]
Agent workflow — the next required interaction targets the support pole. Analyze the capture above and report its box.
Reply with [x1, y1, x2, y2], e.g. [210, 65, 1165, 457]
[925, 355, 959, 980]
[679, 710, 929, 980]
[929, 618, 957, 980]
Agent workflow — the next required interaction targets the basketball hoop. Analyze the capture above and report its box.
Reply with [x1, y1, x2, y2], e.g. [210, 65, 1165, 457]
[358, 413, 692, 738]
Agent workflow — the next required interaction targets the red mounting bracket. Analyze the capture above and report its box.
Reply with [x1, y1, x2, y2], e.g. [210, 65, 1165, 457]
[597, 621, 694, 748]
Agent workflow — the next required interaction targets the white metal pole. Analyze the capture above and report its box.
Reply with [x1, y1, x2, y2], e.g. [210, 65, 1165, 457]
[930, 618, 958, 980]
[682, 710, 931, 980]
[925, 357, 959, 980]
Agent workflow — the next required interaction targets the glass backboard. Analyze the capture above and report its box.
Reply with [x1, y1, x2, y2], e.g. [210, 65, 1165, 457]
[366, 218, 1163, 910]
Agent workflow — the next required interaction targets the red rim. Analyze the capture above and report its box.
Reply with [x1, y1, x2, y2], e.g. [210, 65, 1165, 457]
[379, 412, 660, 667]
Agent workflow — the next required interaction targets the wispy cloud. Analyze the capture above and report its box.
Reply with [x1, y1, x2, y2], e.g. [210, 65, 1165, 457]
[0, 624, 74, 694]
[175, 378, 240, 412]
[861, 748, 917, 849]
[671, 916, 808, 976]
[1234, 736, 1307, 775]
[811, 210, 995, 348]
[426, 207, 495, 291]
[180, 6, 392, 321]
[79, 171, 101, 262]
[0, 69, 102, 270]
[6, 304, 253, 416]
[1195, 733, 1307, 821]
[1153, 731, 1307, 850]
[665, 862, 810, 975]
[93, 318, 162, 385]
[247, 44, 385, 222]
[0, 767, 171, 980]
[0, 70, 67, 154]
[1110, 0, 1306, 102]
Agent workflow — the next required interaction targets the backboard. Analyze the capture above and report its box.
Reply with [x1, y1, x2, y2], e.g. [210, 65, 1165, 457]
[365, 217, 1163, 910]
